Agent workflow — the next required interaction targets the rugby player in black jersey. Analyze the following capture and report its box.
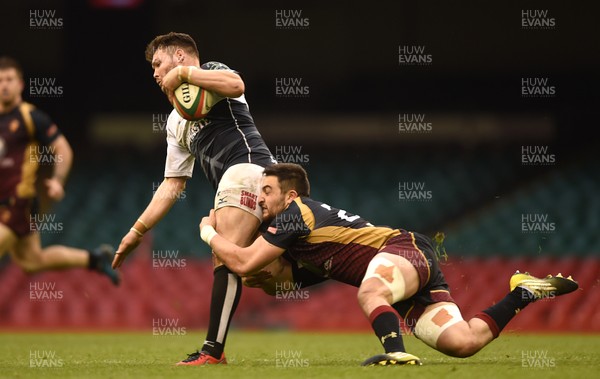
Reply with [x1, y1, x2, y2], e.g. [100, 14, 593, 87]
[0, 56, 118, 285]
[111, 32, 310, 366]
[199, 163, 579, 366]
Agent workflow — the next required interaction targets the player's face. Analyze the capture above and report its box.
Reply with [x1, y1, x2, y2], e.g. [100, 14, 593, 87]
[259, 176, 291, 221]
[0, 68, 23, 108]
[150, 48, 178, 87]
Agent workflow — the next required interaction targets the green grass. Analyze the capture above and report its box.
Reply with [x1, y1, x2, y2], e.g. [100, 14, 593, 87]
[0, 331, 598, 379]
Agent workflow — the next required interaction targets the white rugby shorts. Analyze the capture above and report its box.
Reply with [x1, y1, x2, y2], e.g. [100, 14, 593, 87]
[214, 163, 265, 221]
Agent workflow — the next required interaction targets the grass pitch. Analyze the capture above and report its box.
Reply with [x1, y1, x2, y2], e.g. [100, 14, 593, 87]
[0, 331, 598, 379]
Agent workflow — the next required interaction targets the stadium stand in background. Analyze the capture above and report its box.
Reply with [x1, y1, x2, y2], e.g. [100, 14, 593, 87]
[1, 143, 598, 333]
[34, 143, 600, 258]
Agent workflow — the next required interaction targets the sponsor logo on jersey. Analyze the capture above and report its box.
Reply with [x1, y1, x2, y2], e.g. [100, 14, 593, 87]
[240, 190, 257, 210]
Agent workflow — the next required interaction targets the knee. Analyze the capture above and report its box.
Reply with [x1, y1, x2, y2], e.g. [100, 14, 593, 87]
[438, 335, 481, 358]
[12, 246, 46, 273]
[17, 256, 44, 274]
[357, 281, 387, 308]
[357, 287, 366, 307]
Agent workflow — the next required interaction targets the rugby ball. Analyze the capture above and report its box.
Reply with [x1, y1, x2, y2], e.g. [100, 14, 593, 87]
[173, 82, 211, 120]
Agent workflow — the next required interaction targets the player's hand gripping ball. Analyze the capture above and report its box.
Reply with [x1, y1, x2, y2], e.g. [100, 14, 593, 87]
[173, 82, 213, 120]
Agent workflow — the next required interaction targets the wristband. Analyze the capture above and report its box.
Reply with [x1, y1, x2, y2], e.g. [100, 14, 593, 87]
[137, 218, 149, 230]
[200, 225, 217, 245]
[130, 227, 144, 237]
[177, 66, 182, 82]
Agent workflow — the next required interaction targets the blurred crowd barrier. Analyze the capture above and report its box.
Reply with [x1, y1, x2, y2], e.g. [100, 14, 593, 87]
[1, 236, 597, 332]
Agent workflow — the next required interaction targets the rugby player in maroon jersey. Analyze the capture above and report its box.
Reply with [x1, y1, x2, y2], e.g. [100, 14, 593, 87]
[0, 56, 119, 285]
[199, 163, 578, 366]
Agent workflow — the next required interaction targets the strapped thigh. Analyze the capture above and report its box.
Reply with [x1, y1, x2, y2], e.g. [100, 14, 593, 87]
[362, 254, 406, 303]
[414, 303, 463, 348]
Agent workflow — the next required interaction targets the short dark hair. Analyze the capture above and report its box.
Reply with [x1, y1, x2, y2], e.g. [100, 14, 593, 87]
[0, 56, 23, 80]
[263, 163, 310, 197]
[145, 32, 199, 62]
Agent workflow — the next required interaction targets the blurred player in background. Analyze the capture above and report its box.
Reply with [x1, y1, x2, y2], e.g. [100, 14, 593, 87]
[0, 56, 119, 285]
[199, 163, 579, 366]
[112, 32, 321, 366]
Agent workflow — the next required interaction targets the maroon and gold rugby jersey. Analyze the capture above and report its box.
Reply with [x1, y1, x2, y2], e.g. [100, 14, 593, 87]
[0, 102, 61, 200]
[263, 197, 408, 286]
[263, 197, 455, 328]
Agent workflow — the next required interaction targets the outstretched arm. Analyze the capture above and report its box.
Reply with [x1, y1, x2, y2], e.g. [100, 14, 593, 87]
[199, 209, 285, 276]
[112, 177, 187, 269]
[161, 66, 244, 98]
[45, 135, 73, 201]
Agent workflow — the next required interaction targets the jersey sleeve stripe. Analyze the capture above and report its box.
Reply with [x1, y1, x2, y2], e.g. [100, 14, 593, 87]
[408, 231, 431, 285]
[18, 103, 36, 139]
[296, 198, 316, 230]
[16, 142, 39, 198]
[307, 225, 400, 248]
[226, 98, 252, 162]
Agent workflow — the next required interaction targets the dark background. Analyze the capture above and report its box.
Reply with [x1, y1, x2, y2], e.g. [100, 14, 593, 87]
[3, 1, 598, 144]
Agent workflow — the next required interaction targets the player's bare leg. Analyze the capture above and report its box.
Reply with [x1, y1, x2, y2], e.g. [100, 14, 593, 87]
[358, 253, 421, 316]
[215, 206, 261, 247]
[5, 229, 119, 285]
[179, 206, 261, 366]
[11, 232, 87, 272]
[416, 272, 578, 358]
[358, 252, 422, 366]
[413, 302, 493, 358]
[179, 206, 291, 365]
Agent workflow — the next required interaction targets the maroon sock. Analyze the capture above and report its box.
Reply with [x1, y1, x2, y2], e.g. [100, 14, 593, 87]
[369, 305, 405, 353]
[474, 287, 532, 338]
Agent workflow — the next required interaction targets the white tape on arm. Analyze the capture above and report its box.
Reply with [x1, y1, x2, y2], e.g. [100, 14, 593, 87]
[200, 225, 218, 245]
